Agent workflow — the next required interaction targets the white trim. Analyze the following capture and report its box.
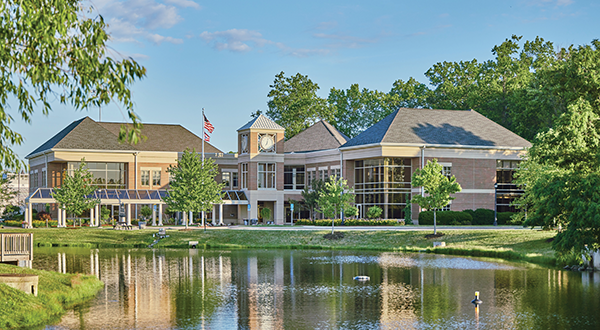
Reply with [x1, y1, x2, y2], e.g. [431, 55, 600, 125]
[307, 167, 316, 172]
[438, 162, 452, 167]
[339, 142, 528, 151]
[459, 189, 495, 194]
[330, 165, 340, 170]
[318, 166, 328, 171]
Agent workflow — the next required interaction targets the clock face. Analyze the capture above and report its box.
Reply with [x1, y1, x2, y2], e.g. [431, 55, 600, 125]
[260, 135, 274, 151]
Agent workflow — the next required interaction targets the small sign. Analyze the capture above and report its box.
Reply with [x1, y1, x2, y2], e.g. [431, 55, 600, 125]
[291, 203, 294, 211]
[247, 204, 251, 212]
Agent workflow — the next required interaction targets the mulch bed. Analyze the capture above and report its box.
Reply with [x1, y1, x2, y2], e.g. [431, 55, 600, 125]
[546, 237, 554, 243]
[323, 232, 345, 240]
[425, 232, 445, 239]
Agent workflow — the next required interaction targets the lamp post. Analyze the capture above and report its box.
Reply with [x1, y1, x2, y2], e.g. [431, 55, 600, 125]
[494, 183, 498, 226]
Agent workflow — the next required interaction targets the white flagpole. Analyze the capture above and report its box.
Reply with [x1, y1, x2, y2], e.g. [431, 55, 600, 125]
[201, 108, 205, 228]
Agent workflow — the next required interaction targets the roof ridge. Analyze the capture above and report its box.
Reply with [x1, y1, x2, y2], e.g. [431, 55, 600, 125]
[321, 120, 347, 145]
[379, 109, 400, 143]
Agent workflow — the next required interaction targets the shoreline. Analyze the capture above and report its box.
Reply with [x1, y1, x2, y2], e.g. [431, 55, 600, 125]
[1, 226, 560, 266]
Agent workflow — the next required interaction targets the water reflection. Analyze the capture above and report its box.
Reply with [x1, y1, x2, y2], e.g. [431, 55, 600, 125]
[31, 248, 600, 330]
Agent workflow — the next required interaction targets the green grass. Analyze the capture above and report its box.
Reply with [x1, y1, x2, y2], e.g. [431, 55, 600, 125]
[0, 263, 103, 329]
[1, 227, 559, 266]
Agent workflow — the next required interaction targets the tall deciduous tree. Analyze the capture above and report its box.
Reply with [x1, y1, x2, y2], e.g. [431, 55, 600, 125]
[317, 175, 354, 234]
[266, 71, 333, 139]
[301, 178, 326, 221]
[0, 172, 18, 214]
[164, 149, 223, 229]
[514, 99, 600, 256]
[410, 159, 462, 235]
[0, 0, 146, 170]
[52, 159, 99, 223]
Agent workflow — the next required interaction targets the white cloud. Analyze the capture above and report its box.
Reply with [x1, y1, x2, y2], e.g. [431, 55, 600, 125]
[94, 0, 187, 45]
[199, 29, 270, 52]
[165, 0, 201, 9]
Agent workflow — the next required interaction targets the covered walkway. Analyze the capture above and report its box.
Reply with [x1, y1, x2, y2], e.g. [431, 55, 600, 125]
[24, 188, 248, 228]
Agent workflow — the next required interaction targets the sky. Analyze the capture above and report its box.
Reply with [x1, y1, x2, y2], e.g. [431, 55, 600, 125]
[10, 0, 600, 160]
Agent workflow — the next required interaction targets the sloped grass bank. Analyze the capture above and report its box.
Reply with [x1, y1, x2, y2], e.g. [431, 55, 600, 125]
[0, 263, 103, 329]
[3, 227, 558, 265]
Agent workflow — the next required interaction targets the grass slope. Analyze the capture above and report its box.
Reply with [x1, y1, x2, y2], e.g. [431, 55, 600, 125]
[2, 227, 558, 265]
[0, 263, 103, 329]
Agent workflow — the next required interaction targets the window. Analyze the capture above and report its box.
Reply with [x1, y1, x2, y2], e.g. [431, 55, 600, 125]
[232, 172, 238, 188]
[284, 166, 305, 190]
[67, 162, 126, 189]
[258, 163, 276, 189]
[306, 169, 316, 188]
[442, 166, 452, 179]
[331, 168, 341, 179]
[32, 171, 38, 188]
[354, 158, 412, 219]
[222, 172, 231, 189]
[241, 163, 248, 189]
[319, 168, 328, 182]
[41, 170, 46, 187]
[141, 170, 150, 186]
[152, 171, 161, 187]
[496, 160, 523, 212]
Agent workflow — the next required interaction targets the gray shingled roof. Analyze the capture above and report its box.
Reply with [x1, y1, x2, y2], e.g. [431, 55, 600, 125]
[342, 108, 531, 148]
[99, 122, 222, 153]
[27, 117, 222, 158]
[285, 120, 349, 153]
[237, 114, 284, 131]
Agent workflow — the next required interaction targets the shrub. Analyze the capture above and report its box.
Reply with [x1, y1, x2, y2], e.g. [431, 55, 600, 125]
[3, 220, 23, 227]
[32, 220, 58, 228]
[497, 212, 518, 225]
[418, 211, 473, 225]
[473, 208, 495, 225]
[367, 206, 382, 219]
[140, 206, 153, 219]
[37, 211, 52, 221]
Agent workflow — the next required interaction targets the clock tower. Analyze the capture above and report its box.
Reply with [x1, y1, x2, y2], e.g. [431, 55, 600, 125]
[237, 115, 285, 224]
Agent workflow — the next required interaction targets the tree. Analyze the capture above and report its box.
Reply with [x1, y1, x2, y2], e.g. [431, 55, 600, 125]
[260, 207, 271, 222]
[513, 99, 600, 256]
[52, 159, 99, 225]
[410, 159, 462, 235]
[366, 206, 382, 219]
[140, 206, 153, 221]
[301, 179, 326, 220]
[0, 172, 17, 214]
[317, 175, 354, 234]
[328, 84, 399, 138]
[164, 149, 223, 229]
[266, 71, 334, 139]
[0, 0, 146, 170]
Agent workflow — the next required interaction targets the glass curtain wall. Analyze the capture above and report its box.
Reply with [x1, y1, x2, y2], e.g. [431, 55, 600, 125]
[354, 158, 411, 219]
[68, 162, 126, 189]
[496, 160, 523, 212]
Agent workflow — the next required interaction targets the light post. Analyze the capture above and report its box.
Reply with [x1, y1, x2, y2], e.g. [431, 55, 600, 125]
[494, 183, 498, 226]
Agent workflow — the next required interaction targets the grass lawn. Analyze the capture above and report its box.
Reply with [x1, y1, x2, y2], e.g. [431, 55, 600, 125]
[1, 226, 559, 265]
[0, 263, 103, 329]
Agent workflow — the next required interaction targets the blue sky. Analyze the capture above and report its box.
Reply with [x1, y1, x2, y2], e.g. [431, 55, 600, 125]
[12, 0, 600, 159]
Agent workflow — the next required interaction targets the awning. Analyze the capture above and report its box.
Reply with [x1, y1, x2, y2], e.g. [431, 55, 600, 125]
[26, 188, 248, 205]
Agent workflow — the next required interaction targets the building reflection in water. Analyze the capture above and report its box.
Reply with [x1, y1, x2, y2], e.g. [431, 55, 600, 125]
[34, 248, 600, 330]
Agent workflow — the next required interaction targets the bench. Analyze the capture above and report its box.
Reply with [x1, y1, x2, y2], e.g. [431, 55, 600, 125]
[113, 222, 134, 230]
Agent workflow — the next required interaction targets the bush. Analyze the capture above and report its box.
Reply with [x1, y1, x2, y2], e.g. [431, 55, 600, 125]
[3, 220, 23, 227]
[367, 206, 383, 219]
[418, 211, 473, 225]
[37, 211, 52, 221]
[497, 212, 519, 225]
[32, 220, 58, 228]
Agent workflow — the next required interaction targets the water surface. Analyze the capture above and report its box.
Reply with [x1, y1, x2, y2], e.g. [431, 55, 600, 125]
[32, 247, 600, 329]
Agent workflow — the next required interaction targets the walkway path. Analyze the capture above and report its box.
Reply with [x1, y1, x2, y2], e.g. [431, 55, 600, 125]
[158, 225, 531, 231]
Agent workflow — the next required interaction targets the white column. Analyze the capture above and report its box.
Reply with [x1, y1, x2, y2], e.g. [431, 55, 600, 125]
[63, 209, 67, 227]
[219, 204, 223, 225]
[212, 205, 216, 225]
[27, 203, 33, 228]
[90, 208, 95, 227]
[58, 207, 62, 227]
[158, 204, 163, 226]
[127, 204, 131, 226]
[189, 211, 193, 225]
[96, 204, 100, 227]
[152, 205, 156, 226]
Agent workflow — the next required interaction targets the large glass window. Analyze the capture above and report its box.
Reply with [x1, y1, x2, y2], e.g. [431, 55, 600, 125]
[496, 160, 522, 212]
[152, 171, 161, 187]
[258, 163, 276, 189]
[232, 172, 238, 188]
[68, 162, 126, 189]
[284, 166, 305, 190]
[241, 163, 248, 189]
[141, 170, 150, 186]
[354, 158, 411, 219]
[222, 172, 231, 189]
[306, 169, 316, 188]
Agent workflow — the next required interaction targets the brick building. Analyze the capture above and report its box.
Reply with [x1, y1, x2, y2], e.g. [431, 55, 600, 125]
[25, 108, 529, 226]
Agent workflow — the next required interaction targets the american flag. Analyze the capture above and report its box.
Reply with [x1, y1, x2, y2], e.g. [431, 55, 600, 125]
[203, 115, 214, 133]
[203, 132, 210, 142]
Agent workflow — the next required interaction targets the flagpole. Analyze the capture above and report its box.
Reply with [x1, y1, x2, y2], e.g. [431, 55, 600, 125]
[202, 107, 205, 230]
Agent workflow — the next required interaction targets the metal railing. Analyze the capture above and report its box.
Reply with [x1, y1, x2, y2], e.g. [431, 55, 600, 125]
[0, 233, 33, 262]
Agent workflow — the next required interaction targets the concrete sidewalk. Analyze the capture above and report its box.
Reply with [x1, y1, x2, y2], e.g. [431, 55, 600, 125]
[166, 225, 530, 231]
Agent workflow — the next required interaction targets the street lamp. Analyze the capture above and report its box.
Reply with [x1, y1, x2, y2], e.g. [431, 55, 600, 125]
[494, 183, 498, 226]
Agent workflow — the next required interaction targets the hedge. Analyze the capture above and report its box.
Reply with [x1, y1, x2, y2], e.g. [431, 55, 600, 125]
[418, 211, 472, 225]
[295, 219, 403, 226]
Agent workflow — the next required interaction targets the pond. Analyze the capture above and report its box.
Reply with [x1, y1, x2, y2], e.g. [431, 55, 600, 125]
[32, 247, 600, 330]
